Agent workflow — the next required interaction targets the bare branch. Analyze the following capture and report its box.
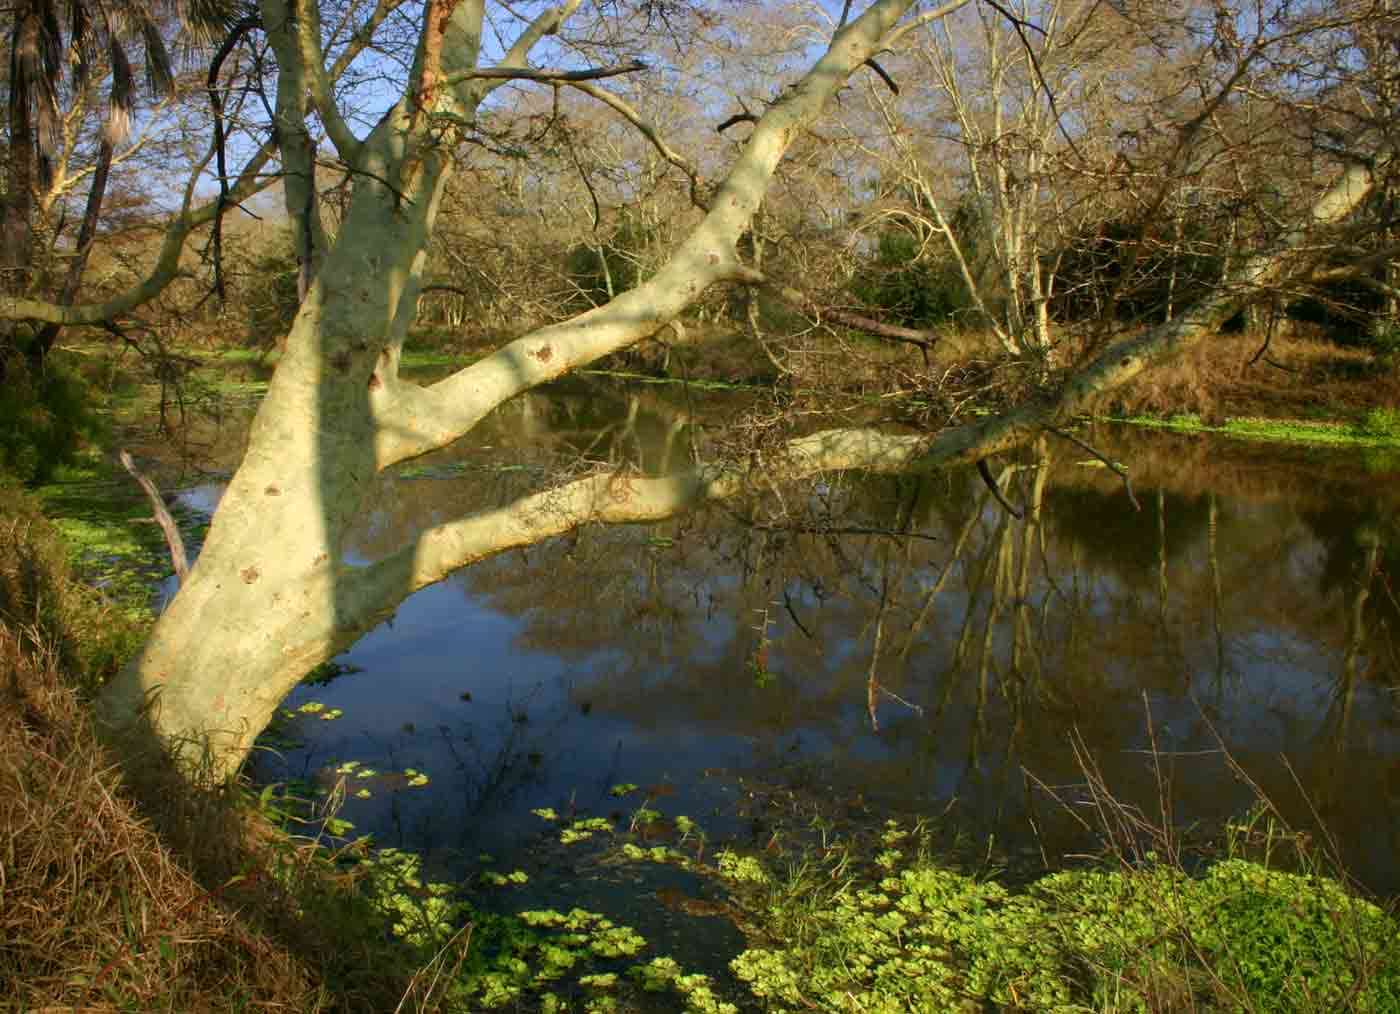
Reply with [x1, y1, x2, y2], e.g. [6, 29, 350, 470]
[716, 110, 758, 133]
[286, 0, 363, 161]
[735, 266, 936, 360]
[207, 13, 262, 302]
[879, 0, 973, 50]
[119, 451, 189, 583]
[864, 57, 899, 94]
[374, 0, 927, 468]
[444, 59, 647, 86]
[358, 428, 939, 602]
[1, 139, 279, 325]
[566, 80, 707, 210]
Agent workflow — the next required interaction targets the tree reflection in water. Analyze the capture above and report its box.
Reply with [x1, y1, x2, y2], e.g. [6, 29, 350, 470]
[256, 385, 1400, 894]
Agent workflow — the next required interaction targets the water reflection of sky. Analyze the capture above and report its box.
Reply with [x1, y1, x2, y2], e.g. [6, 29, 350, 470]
[224, 414, 1400, 894]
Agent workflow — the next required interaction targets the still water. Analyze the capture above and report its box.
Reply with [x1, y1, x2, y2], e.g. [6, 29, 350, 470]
[234, 379, 1400, 895]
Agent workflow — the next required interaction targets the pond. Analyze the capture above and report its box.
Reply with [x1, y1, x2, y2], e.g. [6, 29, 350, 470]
[179, 376, 1400, 901]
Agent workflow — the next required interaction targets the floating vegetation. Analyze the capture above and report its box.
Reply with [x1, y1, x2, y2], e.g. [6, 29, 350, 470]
[559, 817, 613, 845]
[300, 660, 365, 687]
[341, 781, 1400, 1012]
[1113, 412, 1400, 448]
[480, 870, 529, 887]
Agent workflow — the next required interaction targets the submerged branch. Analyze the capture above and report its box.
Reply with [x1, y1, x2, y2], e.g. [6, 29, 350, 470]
[1046, 426, 1141, 512]
[978, 459, 1023, 519]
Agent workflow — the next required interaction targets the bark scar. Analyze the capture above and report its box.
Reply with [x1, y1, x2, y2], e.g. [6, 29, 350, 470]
[532, 344, 553, 362]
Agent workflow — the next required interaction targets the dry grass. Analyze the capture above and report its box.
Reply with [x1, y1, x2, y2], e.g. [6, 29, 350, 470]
[0, 480, 446, 1013]
[1095, 329, 1400, 423]
[0, 624, 328, 1011]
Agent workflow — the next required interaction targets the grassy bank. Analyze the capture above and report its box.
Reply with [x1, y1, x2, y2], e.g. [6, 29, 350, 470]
[1096, 328, 1400, 437]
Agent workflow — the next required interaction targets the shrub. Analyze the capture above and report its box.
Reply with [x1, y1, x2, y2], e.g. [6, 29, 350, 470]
[850, 231, 973, 328]
[0, 353, 102, 485]
[243, 232, 303, 349]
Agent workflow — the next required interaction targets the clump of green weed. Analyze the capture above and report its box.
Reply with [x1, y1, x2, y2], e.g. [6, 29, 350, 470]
[349, 843, 740, 1012]
[1356, 406, 1400, 439]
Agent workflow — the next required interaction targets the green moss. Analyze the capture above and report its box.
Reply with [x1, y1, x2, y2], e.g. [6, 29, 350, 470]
[1357, 407, 1400, 439]
[31, 451, 205, 622]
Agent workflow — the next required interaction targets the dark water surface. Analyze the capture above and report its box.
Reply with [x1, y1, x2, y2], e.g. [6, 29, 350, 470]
[227, 381, 1400, 895]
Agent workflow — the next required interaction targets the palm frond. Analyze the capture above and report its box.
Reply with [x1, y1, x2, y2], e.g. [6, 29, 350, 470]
[10, 2, 63, 158]
[106, 35, 134, 141]
[67, 0, 96, 91]
[138, 13, 175, 98]
[176, 0, 248, 45]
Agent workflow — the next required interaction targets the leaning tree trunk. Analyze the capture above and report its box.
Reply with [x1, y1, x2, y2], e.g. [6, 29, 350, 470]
[95, 158, 450, 769]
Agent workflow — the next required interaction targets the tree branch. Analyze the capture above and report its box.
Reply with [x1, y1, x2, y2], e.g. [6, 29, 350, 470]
[566, 80, 707, 210]
[286, 0, 363, 162]
[358, 428, 936, 603]
[1045, 425, 1140, 511]
[119, 451, 189, 583]
[977, 458, 1023, 518]
[373, 0, 932, 468]
[444, 59, 647, 86]
[879, 0, 973, 50]
[1, 140, 279, 325]
[736, 266, 938, 355]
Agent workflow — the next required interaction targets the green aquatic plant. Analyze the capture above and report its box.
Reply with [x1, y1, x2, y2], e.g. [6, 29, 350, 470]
[1114, 412, 1400, 448]
[718, 824, 1400, 1014]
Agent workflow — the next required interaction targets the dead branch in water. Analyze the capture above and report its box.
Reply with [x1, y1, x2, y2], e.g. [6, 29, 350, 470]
[119, 450, 189, 583]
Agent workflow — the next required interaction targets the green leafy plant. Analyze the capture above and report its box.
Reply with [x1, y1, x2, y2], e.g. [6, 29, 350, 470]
[720, 826, 1400, 1013]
